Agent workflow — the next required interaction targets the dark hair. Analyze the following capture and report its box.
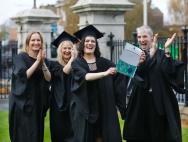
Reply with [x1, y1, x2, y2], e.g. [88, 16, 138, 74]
[78, 36, 101, 58]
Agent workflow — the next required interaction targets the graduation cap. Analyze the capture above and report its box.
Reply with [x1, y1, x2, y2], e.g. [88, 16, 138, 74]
[74, 25, 104, 40]
[51, 31, 79, 48]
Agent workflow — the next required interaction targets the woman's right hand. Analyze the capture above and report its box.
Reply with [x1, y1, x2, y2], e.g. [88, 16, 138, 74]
[37, 49, 42, 62]
[138, 51, 146, 65]
[71, 46, 78, 60]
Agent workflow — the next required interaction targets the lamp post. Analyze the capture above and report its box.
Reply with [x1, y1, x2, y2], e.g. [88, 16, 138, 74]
[143, 0, 148, 25]
[33, 0, 36, 9]
[107, 32, 114, 61]
[0, 41, 2, 79]
[132, 32, 138, 46]
[182, 25, 188, 106]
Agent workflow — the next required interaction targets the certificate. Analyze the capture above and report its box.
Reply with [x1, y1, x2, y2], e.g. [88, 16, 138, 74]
[116, 42, 142, 78]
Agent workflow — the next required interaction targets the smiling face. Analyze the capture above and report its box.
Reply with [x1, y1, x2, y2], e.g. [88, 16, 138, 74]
[84, 36, 96, 55]
[61, 41, 73, 61]
[25, 32, 43, 53]
[57, 40, 74, 65]
[29, 33, 42, 51]
[137, 32, 153, 51]
[136, 25, 154, 52]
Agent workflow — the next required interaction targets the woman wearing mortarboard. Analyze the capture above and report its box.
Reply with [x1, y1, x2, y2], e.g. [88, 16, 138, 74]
[49, 31, 79, 142]
[70, 25, 128, 142]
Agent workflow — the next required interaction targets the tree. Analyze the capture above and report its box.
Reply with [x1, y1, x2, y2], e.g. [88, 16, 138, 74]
[62, 0, 79, 34]
[125, 0, 170, 40]
[124, 0, 143, 40]
[168, 0, 188, 25]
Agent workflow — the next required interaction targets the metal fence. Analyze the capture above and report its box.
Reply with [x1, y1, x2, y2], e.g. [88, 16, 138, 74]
[0, 41, 18, 99]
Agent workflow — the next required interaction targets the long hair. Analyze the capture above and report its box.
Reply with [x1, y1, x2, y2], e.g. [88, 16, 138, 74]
[24, 32, 44, 53]
[57, 40, 74, 66]
[78, 36, 101, 58]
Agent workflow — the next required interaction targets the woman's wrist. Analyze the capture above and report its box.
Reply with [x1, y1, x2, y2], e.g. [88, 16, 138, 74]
[42, 63, 48, 71]
[102, 71, 108, 77]
[165, 47, 170, 53]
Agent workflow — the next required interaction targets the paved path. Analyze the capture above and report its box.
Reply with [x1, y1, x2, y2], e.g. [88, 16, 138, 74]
[0, 99, 8, 111]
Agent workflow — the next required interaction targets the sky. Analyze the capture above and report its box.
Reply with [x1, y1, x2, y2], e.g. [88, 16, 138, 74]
[0, 0, 168, 25]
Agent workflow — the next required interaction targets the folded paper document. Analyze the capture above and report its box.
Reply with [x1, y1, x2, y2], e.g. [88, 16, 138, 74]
[116, 43, 142, 78]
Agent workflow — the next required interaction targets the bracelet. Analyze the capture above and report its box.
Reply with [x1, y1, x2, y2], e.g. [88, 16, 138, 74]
[42, 68, 48, 71]
[42, 64, 48, 71]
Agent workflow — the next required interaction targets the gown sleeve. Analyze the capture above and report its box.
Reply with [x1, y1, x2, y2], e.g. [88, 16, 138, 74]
[113, 73, 128, 119]
[11, 53, 28, 96]
[49, 61, 66, 110]
[160, 51, 185, 93]
[71, 58, 88, 93]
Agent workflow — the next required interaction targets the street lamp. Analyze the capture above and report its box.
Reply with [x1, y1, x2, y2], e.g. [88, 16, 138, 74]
[143, 0, 148, 25]
[33, 0, 37, 9]
[0, 41, 2, 79]
[107, 32, 114, 61]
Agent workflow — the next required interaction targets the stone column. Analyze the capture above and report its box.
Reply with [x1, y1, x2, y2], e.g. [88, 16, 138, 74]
[11, 9, 59, 58]
[72, 0, 134, 59]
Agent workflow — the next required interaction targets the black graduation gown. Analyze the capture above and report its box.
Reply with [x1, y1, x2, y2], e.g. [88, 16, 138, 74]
[123, 49, 183, 142]
[9, 52, 50, 142]
[49, 61, 74, 142]
[70, 57, 127, 142]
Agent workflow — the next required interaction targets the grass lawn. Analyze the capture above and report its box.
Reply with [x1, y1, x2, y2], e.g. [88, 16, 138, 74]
[0, 111, 188, 142]
[0, 111, 51, 142]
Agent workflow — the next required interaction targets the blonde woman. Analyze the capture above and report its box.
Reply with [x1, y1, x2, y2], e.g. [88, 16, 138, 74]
[9, 32, 51, 142]
[49, 31, 78, 142]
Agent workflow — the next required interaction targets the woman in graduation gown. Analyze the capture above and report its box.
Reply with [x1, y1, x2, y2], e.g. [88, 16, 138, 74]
[9, 32, 51, 142]
[49, 31, 78, 142]
[70, 25, 127, 142]
[123, 25, 184, 142]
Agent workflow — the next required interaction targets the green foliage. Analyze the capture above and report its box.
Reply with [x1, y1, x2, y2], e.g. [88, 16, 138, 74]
[167, 0, 188, 25]
[63, 0, 79, 34]
[125, 0, 171, 40]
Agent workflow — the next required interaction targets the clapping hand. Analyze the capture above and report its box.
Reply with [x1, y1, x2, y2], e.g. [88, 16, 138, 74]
[150, 33, 158, 57]
[138, 51, 146, 65]
[71, 47, 78, 60]
[41, 50, 46, 63]
[36, 49, 46, 65]
[37, 49, 42, 62]
[164, 33, 176, 49]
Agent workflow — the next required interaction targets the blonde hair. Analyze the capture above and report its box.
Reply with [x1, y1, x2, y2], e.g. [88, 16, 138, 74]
[57, 40, 74, 65]
[23, 32, 44, 53]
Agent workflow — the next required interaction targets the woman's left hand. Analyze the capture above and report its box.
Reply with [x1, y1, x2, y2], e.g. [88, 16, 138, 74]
[106, 67, 117, 75]
[164, 33, 176, 48]
[150, 33, 158, 57]
[41, 50, 46, 63]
